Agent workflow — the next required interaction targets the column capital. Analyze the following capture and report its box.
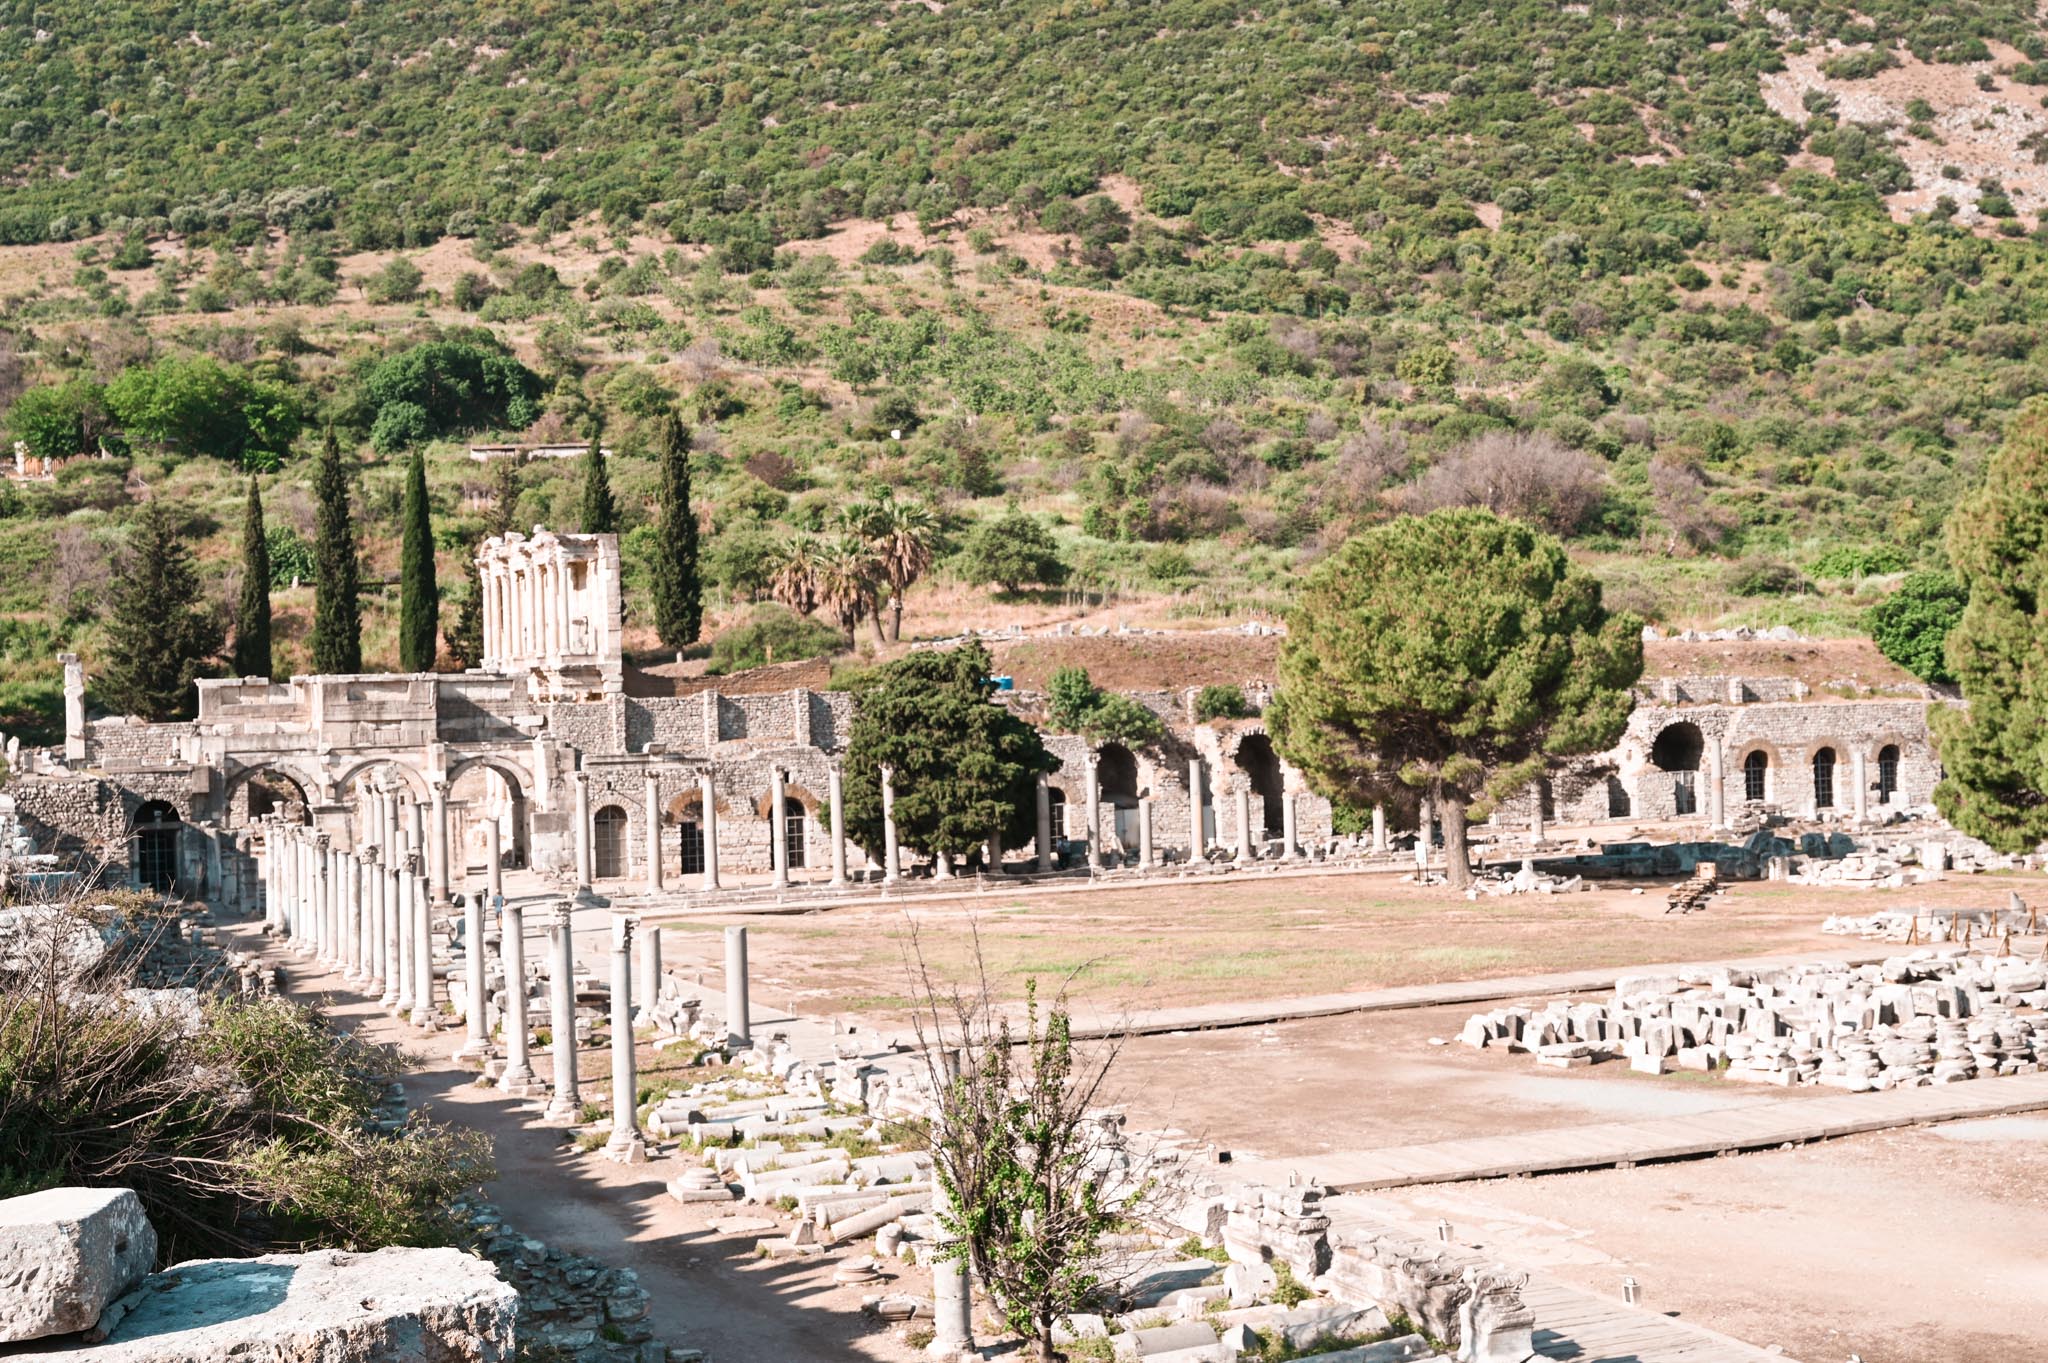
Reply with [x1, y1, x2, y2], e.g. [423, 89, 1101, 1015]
[552, 899, 576, 927]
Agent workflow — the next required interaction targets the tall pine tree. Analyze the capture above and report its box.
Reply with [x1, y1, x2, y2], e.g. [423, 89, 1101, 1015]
[101, 499, 225, 722]
[446, 458, 519, 669]
[233, 476, 272, 678]
[651, 411, 702, 648]
[398, 448, 439, 671]
[579, 421, 617, 535]
[310, 428, 362, 675]
[1933, 400, 2048, 849]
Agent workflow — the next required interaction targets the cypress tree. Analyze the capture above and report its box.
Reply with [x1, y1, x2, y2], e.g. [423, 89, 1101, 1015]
[233, 476, 272, 678]
[100, 499, 225, 722]
[650, 411, 702, 648]
[1933, 401, 2048, 849]
[398, 448, 439, 671]
[578, 422, 617, 536]
[309, 427, 362, 675]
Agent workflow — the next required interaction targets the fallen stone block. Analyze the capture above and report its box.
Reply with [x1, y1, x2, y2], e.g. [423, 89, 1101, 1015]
[54, 1246, 515, 1362]
[0, 1186, 156, 1343]
[1111, 1320, 1223, 1359]
[1270, 1301, 1390, 1351]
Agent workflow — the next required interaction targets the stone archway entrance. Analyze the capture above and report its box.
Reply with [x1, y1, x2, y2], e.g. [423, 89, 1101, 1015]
[133, 800, 182, 893]
[1234, 733, 1285, 836]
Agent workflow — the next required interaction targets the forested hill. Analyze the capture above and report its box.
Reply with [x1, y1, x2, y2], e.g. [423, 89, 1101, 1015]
[5, 0, 2043, 257]
[1, 0, 2045, 738]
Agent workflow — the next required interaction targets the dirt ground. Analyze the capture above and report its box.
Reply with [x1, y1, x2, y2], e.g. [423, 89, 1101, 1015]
[1107, 1002, 1836, 1158]
[652, 868, 2044, 1023]
[1368, 1120, 2048, 1363]
[250, 932, 929, 1363]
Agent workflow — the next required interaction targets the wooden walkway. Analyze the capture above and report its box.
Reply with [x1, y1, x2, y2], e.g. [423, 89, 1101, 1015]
[1321, 1201, 1796, 1363]
[1063, 949, 1891, 1040]
[1229, 1069, 2048, 1191]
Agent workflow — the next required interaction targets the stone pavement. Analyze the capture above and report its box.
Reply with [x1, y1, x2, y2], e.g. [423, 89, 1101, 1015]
[1057, 948, 1896, 1040]
[1225, 1068, 2048, 1192]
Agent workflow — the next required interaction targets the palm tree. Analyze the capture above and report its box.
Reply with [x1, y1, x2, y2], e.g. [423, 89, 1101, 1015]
[770, 532, 823, 618]
[846, 491, 938, 642]
[814, 535, 883, 647]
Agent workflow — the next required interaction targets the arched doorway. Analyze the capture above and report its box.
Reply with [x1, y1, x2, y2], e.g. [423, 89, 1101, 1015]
[133, 800, 182, 893]
[1812, 747, 1837, 810]
[1233, 734, 1285, 836]
[1742, 750, 1769, 803]
[1097, 744, 1141, 852]
[1650, 723, 1704, 816]
[593, 805, 628, 879]
[1877, 745, 1899, 805]
[447, 757, 532, 874]
[783, 797, 808, 869]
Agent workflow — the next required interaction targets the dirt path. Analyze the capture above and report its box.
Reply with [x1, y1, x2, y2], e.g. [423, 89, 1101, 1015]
[247, 928, 924, 1363]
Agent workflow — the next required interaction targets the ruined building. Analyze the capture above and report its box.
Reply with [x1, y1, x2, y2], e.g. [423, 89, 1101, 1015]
[0, 530, 1947, 904]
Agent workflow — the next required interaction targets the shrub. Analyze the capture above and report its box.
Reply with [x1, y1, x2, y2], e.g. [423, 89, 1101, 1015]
[1810, 544, 1910, 579]
[706, 603, 846, 674]
[265, 525, 316, 588]
[1194, 683, 1254, 721]
[1047, 666, 1164, 745]
[1404, 431, 1607, 535]
[1723, 556, 1808, 596]
[956, 510, 1067, 593]
[1867, 570, 1966, 684]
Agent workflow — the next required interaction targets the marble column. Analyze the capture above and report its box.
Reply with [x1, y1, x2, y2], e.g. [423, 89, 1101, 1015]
[699, 769, 721, 891]
[1851, 747, 1869, 824]
[379, 851, 402, 1010]
[572, 769, 594, 894]
[410, 861, 436, 1027]
[262, 826, 281, 932]
[604, 916, 647, 1163]
[485, 817, 503, 903]
[542, 902, 581, 1124]
[1035, 773, 1054, 872]
[1708, 738, 1727, 831]
[643, 773, 664, 894]
[1373, 803, 1388, 855]
[724, 925, 750, 1050]
[1137, 796, 1153, 870]
[499, 896, 535, 1092]
[1082, 759, 1101, 869]
[344, 849, 364, 984]
[1417, 799, 1434, 876]
[1531, 780, 1547, 843]
[365, 848, 386, 999]
[315, 838, 334, 963]
[934, 847, 952, 881]
[769, 766, 788, 889]
[429, 782, 453, 908]
[828, 764, 847, 886]
[1186, 758, 1204, 861]
[457, 865, 490, 1060]
[880, 766, 900, 885]
[1281, 787, 1299, 861]
[1235, 784, 1254, 863]
[636, 924, 662, 1025]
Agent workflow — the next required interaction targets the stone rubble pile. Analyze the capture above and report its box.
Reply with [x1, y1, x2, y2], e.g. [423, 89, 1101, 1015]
[451, 1198, 679, 1363]
[0, 1187, 516, 1362]
[1459, 952, 2048, 1088]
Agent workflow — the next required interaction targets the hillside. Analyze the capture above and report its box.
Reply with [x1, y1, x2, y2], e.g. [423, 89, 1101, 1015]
[0, 0, 2034, 739]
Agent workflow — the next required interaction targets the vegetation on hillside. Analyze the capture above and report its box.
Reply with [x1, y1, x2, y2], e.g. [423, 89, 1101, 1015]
[0, 0, 2042, 734]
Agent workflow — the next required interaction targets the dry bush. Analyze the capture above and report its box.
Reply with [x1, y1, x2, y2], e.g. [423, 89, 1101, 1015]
[1402, 430, 1606, 534]
[50, 524, 111, 622]
[679, 337, 725, 384]
[1647, 456, 1733, 552]
[1303, 410, 1340, 443]
[1199, 416, 1251, 458]
[1146, 482, 1238, 541]
[1114, 411, 1153, 456]
[744, 448, 798, 489]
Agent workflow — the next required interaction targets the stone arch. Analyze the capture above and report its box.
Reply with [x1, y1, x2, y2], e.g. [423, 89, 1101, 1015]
[221, 758, 325, 826]
[1095, 744, 1140, 808]
[1649, 721, 1704, 817]
[132, 799, 182, 893]
[1741, 748, 1771, 803]
[1811, 744, 1839, 811]
[593, 803, 630, 879]
[447, 754, 533, 874]
[334, 756, 432, 801]
[1232, 732, 1286, 836]
[1876, 742, 1902, 805]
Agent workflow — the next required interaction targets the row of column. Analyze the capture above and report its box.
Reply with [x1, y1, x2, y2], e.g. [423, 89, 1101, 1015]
[256, 789, 660, 1165]
[567, 757, 1327, 890]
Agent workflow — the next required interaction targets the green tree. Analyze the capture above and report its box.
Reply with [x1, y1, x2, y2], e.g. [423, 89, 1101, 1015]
[957, 510, 1067, 593]
[1867, 570, 1966, 685]
[98, 499, 224, 721]
[104, 355, 302, 471]
[1046, 666, 1163, 746]
[445, 457, 519, 670]
[579, 427, 618, 536]
[650, 412, 702, 648]
[842, 641, 1057, 864]
[234, 476, 271, 678]
[8, 379, 111, 464]
[309, 429, 362, 675]
[398, 448, 439, 671]
[1933, 404, 2048, 849]
[844, 490, 937, 642]
[361, 339, 542, 455]
[1268, 509, 1642, 888]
